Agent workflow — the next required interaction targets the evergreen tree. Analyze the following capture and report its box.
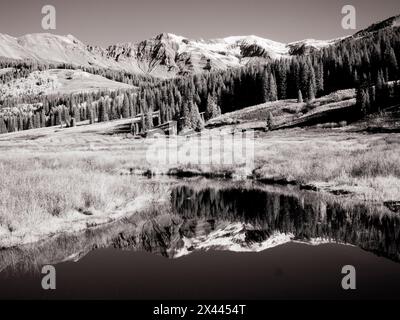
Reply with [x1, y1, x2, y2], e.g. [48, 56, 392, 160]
[205, 94, 221, 120]
[98, 99, 105, 122]
[384, 46, 398, 80]
[0, 117, 7, 134]
[104, 98, 110, 122]
[40, 109, 46, 127]
[122, 93, 130, 118]
[307, 65, 316, 101]
[297, 90, 303, 103]
[356, 87, 369, 116]
[145, 108, 153, 130]
[308, 78, 315, 101]
[181, 101, 191, 129]
[266, 111, 274, 131]
[89, 106, 95, 124]
[262, 68, 269, 103]
[268, 73, 278, 101]
[189, 102, 204, 131]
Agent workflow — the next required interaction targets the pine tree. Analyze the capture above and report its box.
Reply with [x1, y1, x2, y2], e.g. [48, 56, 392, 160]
[122, 93, 130, 118]
[205, 94, 221, 120]
[266, 111, 274, 131]
[56, 108, 63, 126]
[0, 117, 7, 134]
[145, 108, 153, 130]
[316, 63, 324, 95]
[277, 64, 287, 99]
[189, 102, 204, 131]
[384, 46, 398, 80]
[140, 112, 146, 133]
[369, 86, 376, 111]
[103, 98, 110, 122]
[181, 101, 191, 129]
[27, 115, 34, 130]
[98, 99, 105, 122]
[40, 109, 46, 127]
[89, 106, 95, 124]
[307, 65, 316, 101]
[64, 106, 71, 126]
[297, 90, 303, 103]
[268, 73, 278, 101]
[356, 87, 369, 116]
[262, 68, 269, 102]
[308, 78, 315, 101]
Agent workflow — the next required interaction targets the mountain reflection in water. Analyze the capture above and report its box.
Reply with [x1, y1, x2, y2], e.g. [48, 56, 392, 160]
[1, 179, 399, 274]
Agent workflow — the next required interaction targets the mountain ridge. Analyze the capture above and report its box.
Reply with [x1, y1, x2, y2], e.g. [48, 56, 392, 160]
[0, 14, 399, 78]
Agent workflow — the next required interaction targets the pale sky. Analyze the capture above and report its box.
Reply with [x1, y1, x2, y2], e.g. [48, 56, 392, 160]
[0, 0, 399, 46]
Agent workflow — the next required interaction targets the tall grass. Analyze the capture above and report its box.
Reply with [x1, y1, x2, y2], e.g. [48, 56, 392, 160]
[253, 136, 400, 201]
[0, 155, 159, 233]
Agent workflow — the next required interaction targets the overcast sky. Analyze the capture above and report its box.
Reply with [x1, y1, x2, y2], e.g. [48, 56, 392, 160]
[0, 0, 399, 46]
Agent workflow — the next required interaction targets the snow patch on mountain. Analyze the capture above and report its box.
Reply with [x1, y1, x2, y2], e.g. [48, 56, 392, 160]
[173, 222, 346, 258]
[175, 222, 293, 258]
[289, 38, 339, 50]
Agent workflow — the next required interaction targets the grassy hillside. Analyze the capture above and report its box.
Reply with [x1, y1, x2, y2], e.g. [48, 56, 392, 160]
[207, 89, 356, 129]
[0, 69, 134, 99]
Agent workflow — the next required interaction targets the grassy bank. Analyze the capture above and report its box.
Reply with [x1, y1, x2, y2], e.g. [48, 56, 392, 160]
[250, 130, 400, 201]
[0, 152, 171, 247]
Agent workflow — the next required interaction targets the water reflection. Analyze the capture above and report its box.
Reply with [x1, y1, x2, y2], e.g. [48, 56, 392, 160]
[171, 182, 400, 261]
[0, 179, 399, 273]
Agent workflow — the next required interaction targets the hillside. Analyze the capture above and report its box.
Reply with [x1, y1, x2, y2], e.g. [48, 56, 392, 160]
[207, 89, 357, 130]
[0, 69, 134, 99]
[354, 14, 400, 37]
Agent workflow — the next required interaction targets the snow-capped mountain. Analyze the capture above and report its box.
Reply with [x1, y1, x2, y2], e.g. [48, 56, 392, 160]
[0, 14, 398, 78]
[287, 38, 346, 55]
[104, 33, 296, 77]
[0, 32, 336, 77]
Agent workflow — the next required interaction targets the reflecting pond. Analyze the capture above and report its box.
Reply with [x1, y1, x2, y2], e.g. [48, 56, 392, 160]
[1, 178, 399, 299]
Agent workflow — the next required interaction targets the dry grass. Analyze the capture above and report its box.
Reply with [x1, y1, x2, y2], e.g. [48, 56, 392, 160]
[0, 149, 171, 246]
[252, 130, 400, 201]
[207, 89, 356, 128]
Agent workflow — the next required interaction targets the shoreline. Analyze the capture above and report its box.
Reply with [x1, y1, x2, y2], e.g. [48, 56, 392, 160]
[1, 171, 398, 250]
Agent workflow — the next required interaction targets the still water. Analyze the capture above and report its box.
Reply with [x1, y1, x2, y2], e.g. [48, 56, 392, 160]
[1, 179, 399, 299]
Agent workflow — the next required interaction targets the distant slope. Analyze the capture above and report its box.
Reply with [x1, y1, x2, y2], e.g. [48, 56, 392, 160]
[0, 69, 134, 98]
[353, 14, 400, 37]
[207, 89, 357, 130]
[0, 67, 14, 76]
